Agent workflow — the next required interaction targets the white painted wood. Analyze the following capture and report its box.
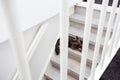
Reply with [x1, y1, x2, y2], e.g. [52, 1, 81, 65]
[23, 24, 40, 51]
[78, 0, 83, 3]
[114, 22, 120, 47]
[0, 0, 76, 44]
[29, 15, 59, 80]
[39, 6, 74, 80]
[11, 9, 74, 79]
[12, 23, 48, 80]
[51, 52, 91, 80]
[45, 63, 76, 80]
[108, 7, 120, 57]
[27, 23, 48, 61]
[68, 47, 101, 65]
[99, 0, 118, 68]
[38, 33, 59, 80]
[59, 0, 69, 79]
[77, 2, 120, 13]
[45, 63, 60, 80]
[94, 41, 120, 80]
[2, 1, 32, 80]
[79, 0, 94, 80]
[89, 0, 109, 80]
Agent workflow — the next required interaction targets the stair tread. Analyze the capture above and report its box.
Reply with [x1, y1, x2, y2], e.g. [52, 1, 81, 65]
[51, 52, 91, 79]
[69, 48, 93, 62]
[45, 63, 76, 80]
[69, 25, 104, 46]
[45, 63, 60, 80]
[70, 13, 108, 29]
[42, 77, 47, 80]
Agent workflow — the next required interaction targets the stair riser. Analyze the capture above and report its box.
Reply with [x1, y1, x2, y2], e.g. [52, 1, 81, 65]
[74, 6, 110, 22]
[44, 75, 53, 80]
[69, 21, 113, 50]
[74, 6, 116, 30]
[68, 51, 92, 67]
[69, 34, 104, 49]
[69, 33, 104, 50]
[70, 21, 107, 37]
[68, 69, 87, 80]
[51, 60, 88, 80]
[51, 60, 60, 70]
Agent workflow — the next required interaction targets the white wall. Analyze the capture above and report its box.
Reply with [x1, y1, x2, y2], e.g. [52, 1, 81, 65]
[16, 0, 77, 30]
[0, 0, 77, 43]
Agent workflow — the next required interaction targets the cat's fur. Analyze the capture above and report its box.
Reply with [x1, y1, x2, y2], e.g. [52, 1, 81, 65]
[55, 36, 83, 55]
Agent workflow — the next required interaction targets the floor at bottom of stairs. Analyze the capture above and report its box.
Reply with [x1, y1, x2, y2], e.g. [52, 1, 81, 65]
[43, 63, 76, 80]
[100, 48, 120, 80]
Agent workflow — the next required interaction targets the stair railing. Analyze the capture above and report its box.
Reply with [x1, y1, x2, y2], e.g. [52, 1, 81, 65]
[78, 0, 120, 80]
[89, 0, 109, 79]
[99, 0, 119, 69]
[1, 0, 32, 80]
[89, 0, 119, 80]
[79, 0, 94, 80]
[59, 0, 69, 80]
[12, 23, 48, 80]
[93, 6, 120, 79]
[1, 0, 49, 80]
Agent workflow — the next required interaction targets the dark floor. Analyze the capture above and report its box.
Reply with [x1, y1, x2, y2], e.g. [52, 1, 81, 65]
[100, 48, 120, 80]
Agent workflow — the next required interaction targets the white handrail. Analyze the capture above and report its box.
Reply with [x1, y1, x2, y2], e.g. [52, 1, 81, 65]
[12, 23, 48, 80]
[59, 0, 69, 80]
[2, 1, 32, 80]
[99, 0, 118, 68]
[89, 0, 109, 80]
[79, 0, 94, 80]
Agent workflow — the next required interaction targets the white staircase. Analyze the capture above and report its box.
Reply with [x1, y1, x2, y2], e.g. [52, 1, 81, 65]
[42, 4, 113, 80]
[1, 0, 120, 80]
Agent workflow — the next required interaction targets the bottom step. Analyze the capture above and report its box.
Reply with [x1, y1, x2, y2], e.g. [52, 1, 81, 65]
[51, 52, 91, 80]
[44, 63, 76, 80]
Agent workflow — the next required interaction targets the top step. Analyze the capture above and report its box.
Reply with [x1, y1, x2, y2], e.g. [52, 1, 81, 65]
[70, 5, 116, 29]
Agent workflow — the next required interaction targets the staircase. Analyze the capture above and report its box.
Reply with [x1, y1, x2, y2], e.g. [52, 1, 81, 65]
[1, 0, 120, 80]
[42, 4, 113, 80]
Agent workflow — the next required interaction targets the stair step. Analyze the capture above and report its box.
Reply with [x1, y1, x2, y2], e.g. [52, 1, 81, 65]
[70, 13, 108, 30]
[45, 63, 60, 80]
[44, 63, 76, 80]
[68, 48, 101, 67]
[70, 20, 107, 37]
[42, 77, 47, 80]
[69, 25, 105, 46]
[51, 52, 91, 80]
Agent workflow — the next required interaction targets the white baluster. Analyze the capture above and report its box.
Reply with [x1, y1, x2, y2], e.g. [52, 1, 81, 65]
[12, 23, 48, 80]
[59, 0, 69, 80]
[1, 0, 31, 80]
[108, 6, 120, 57]
[89, 0, 109, 80]
[99, 0, 119, 69]
[79, 0, 94, 80]
[114, 23, 120, 48]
